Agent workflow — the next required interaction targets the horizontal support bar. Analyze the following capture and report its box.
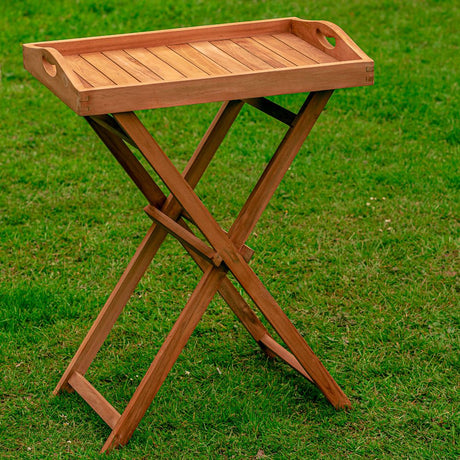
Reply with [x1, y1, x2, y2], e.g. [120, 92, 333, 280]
[144, 204, 223, 267]
[68, 372, 121, 429]
[177, 217, 255, 263]
[145, 204, 255, 268]
[259, 334, 313, 383]
[177, 218, 257, 266]
[89, 115, 137, 148]
[244, 97, 296, 126]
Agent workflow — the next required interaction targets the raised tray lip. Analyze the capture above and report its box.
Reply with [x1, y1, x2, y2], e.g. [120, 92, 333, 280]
[23, 17, 374, 115]
[23, 17, 372, 60]
[24, 17, 297, 49]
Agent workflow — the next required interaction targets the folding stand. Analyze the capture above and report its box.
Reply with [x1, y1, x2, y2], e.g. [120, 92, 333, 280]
[23, 18, 373, 452]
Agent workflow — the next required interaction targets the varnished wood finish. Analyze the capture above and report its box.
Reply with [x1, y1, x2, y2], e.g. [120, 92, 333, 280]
[144, 204, 222, 267]
[68, 372, 121, 429]
[88, 114, 137, 147]
[259, 334, 313, 382]
[53, 94, 356, 452]
[23, 18, 373, 115]
[27, 17, 374, 454]
[102, 265, 229, 451]
[244, 97, 296, 126]
[96, 94, 351, 450]
[54, 100, 243, 394]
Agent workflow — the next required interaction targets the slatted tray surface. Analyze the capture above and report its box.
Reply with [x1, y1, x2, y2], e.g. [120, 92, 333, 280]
[23, 18, 374, 114]
[66, 33, 337, 88]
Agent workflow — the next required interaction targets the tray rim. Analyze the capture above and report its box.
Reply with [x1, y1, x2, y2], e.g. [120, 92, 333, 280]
[23, 17, 374, 115]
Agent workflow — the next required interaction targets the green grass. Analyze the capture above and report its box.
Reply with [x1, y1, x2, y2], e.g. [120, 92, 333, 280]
[1, 0, 458, 458]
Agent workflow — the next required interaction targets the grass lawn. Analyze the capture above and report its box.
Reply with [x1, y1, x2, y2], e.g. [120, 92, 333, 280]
[1, 0, 458, 458]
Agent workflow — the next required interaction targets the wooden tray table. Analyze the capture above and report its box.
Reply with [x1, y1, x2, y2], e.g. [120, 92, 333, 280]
[23, 18, 373, 452]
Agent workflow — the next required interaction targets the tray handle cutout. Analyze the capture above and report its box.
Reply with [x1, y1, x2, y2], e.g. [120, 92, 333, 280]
[291, 19, 367, 61]
[23, 45, 83, 90]
[316, 28, 336, 49]
[42, 54, 57, 77]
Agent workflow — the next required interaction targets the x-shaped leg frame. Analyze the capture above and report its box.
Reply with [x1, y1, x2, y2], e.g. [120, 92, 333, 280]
[54, 91, 351, 453]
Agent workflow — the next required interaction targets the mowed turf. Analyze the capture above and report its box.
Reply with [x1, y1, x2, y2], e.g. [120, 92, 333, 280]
[0, 1, 458, 458]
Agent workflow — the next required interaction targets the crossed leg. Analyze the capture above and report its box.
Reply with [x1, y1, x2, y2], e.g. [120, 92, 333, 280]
[54, 93, 350, 453]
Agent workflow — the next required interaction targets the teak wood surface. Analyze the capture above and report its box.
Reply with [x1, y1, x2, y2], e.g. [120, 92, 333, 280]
[23, 18, 373, 115]
[22, 18, 374, 453]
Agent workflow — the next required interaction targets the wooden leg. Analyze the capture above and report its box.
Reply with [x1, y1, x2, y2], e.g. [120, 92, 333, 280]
[54, 223, 167, 394]
[58, 93, 351, 453]
[54, 101, 243, 393]
[178, 219, 313, 379]
[102, 265, 228, 452]
[89, 106, 288, 363]
[102, 214, 315, 452]
[114, 91, 350, 410]
[214, 247, 351, 409]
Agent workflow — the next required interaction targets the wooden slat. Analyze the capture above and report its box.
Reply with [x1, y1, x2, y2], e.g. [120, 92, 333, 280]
[68, 372, 121, 429]
[73, 73, 93, 88]
[189, 41, 252, 73]
[232, 37, 295, 68]
[102, 265, 228, 452]
[144, 204, 222, 266]
[102, 50, 162, 82]
[244, 97, 296, 126]
[253, 35, 317, 66]
[125, 48, 184, 81]
[148, 46, 208, 78]
[81, 52, 140, 85]
[168, 43, 230, 76]
[65, 55, 115, 87]
[274, 33, 337, 63]
[210, 39, 274, 71]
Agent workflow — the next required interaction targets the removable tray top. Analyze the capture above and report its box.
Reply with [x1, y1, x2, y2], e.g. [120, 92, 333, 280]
[23, 18, 373, 115]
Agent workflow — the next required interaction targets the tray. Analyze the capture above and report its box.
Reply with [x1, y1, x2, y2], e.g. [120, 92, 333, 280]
[23, 18, 374, 115]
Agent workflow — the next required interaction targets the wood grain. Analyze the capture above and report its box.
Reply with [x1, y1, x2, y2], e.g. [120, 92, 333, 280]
[81, 52, 140, 85]
[77, 61, 371, 115]
[125, 48, 184, 80]
[65, 54, 115, 86]
[252, 35, 317, 66]
[29, 18, 292, 55]
[169, 43, 230, 75]
[274, 33, 337, 63]
[189, 41, 251, 73]
[144, 204, 222, 266]
[232, 37, 294, 68]
[24, 18, 373, 114]
[148, 45, 208, 78]
[69, 372, 121, 429]
[211, 39, 274, 70]
[102, 50, 162, 82]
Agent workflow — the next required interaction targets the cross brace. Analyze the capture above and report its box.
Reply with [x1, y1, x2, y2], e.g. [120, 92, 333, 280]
[54, 93, 351, 453]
